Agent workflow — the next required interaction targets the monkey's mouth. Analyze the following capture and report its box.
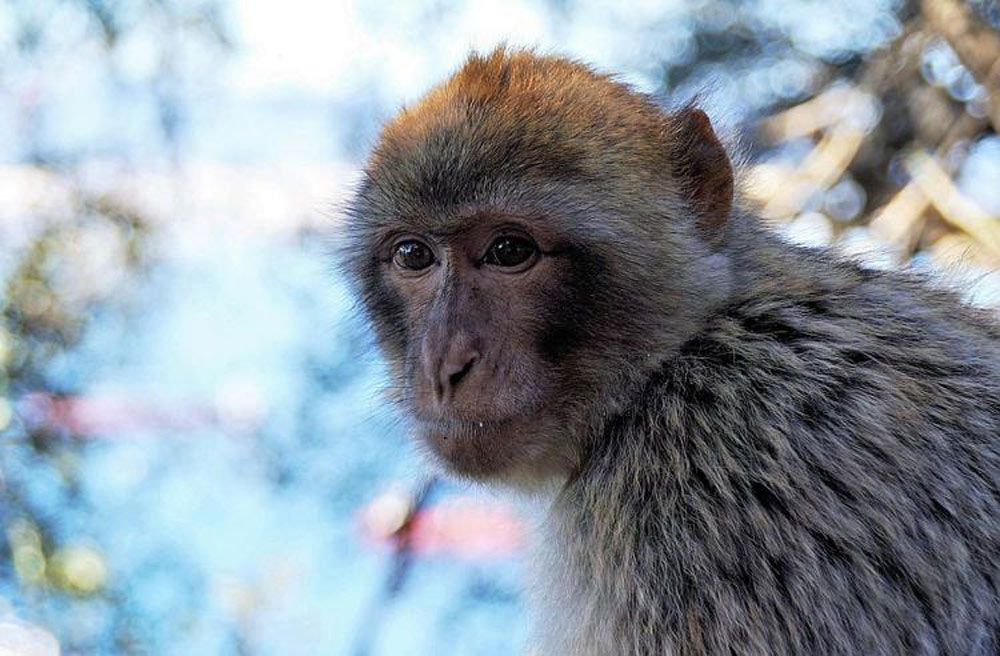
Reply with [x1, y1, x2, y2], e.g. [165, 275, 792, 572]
[417, 416, 515, 440]
[413, 415, 528, 478]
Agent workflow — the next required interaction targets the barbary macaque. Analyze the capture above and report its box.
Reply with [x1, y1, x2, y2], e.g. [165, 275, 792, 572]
[344, 48, 1000, 655]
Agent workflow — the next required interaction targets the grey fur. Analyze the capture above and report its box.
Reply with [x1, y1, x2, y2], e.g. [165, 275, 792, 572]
[535, 218, 1000, 655]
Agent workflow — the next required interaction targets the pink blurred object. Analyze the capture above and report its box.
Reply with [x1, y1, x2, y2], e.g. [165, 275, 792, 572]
[358, 489, 524, 559]
[16, 390, 264, 437]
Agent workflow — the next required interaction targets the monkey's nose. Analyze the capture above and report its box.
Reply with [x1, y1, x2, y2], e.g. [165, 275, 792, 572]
[431, 337, 479, 404]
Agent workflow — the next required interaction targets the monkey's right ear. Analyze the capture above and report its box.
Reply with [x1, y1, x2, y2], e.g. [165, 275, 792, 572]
[669, 108, 733, 245]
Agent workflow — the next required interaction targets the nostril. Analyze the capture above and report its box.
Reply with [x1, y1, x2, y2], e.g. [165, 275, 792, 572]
[448, 356, 476, 390]
[431, 336, 480, 404]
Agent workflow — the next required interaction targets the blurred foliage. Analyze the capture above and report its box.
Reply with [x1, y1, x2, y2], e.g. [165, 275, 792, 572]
[1, 0, 231, 163]
[1, 11, 220, 644]
[4, 195, 152, 387]
[1, 190, 154, 652]
[742, 0, 1000, 275]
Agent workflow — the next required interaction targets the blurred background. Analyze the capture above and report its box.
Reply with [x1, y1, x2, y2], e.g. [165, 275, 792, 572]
[1, 0, 999, 654]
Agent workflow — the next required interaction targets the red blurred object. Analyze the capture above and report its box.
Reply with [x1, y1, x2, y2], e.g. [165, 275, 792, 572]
[18, 392, 218, 437]
[358, 488, 524, 559]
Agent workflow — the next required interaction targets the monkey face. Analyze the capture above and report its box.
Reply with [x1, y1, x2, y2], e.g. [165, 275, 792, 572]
[345, 186, 714, 485]
[344, 49, 735, 485]
[358, 210, 592, 482]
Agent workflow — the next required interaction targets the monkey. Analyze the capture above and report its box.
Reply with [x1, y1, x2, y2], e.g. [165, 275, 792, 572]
[342, 48, 1000, 655]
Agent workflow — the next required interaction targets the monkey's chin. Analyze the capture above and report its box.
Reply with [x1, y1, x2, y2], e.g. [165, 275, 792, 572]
[417, 417, 548, 482]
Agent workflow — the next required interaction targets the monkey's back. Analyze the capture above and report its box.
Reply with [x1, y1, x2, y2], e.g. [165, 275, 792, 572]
[552, 238, 1000, 655]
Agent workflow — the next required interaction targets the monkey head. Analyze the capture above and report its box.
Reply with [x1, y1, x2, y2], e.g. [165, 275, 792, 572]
[345, 49, 735, 485]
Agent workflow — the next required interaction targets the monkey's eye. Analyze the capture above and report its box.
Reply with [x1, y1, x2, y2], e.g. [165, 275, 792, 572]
[392, 240, 435, 271]
[483, 236, 538, 269]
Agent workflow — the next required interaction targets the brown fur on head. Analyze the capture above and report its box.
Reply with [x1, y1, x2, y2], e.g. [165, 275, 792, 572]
[344, 47, 734, 485]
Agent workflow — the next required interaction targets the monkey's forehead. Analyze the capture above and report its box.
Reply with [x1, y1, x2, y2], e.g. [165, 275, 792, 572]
[365, 49, 676, 199]
[348, 168, 674, 258]
[350, 173, 588, 238]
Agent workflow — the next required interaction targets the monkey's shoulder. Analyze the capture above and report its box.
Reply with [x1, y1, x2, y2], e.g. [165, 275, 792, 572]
[613, 262, 1000, 460]
[562, 266, 1000, 656]
[680, 262, 1000, 394]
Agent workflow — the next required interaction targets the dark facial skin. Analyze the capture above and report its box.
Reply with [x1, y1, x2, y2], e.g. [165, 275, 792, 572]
[374, 212, 578, 479]
[348, 180, 730, 485]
